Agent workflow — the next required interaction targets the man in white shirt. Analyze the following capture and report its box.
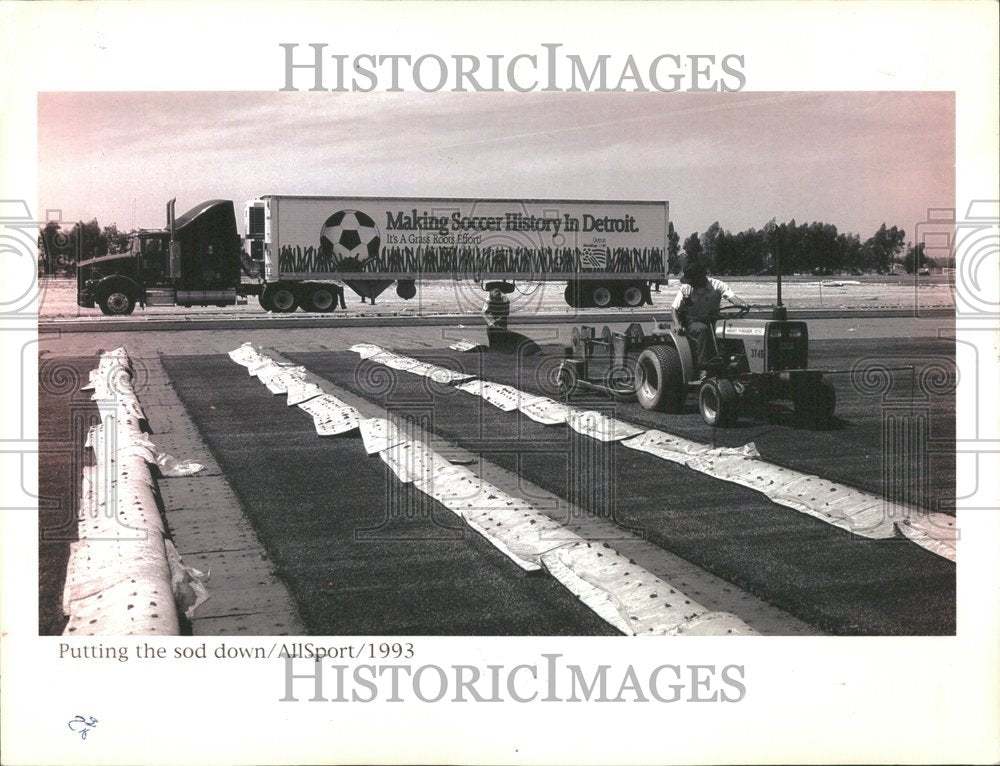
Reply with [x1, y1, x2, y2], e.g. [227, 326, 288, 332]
[671, 261, 748, 372]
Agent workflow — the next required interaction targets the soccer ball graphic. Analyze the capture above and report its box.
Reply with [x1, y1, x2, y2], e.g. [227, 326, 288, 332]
[320, 210, 381, 267]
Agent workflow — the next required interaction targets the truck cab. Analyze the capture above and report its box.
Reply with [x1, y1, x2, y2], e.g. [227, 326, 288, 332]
[76, 199, 245, 315]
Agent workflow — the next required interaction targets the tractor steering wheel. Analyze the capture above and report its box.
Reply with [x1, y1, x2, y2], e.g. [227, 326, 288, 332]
[710, 304, 751, 321]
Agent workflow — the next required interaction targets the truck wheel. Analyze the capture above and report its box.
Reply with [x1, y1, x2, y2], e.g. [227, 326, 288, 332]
[591, 284, 614, 308]
[699, 378, 738, 427]
[267, 285, 298, 313]
[257, 291, 273, 312]
[622, 283, 645, 307]
[796, 379, 837, 429]
[564, 282, 582, 309]
[634, 345, 684, 412]
[98, 289, 135, 316]
[302, 284, 337, 313]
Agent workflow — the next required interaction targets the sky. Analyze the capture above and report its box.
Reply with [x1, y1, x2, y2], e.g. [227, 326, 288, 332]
[37, 91, 954, 242]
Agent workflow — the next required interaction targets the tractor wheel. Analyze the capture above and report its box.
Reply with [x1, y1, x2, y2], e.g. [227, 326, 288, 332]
[625, 322, 644, 345]
[600, 325, 613, 356]
[257, 290, 273, 311]
[698, 378, 739, 428]
[97, 288, 136, 316]
[622, 282, 645, 307]
[557, 362, 578, 401]
[634, 345, 684, 412]
[698, 378, 738, 427]
[266, 284, 299, 313]
[302, 284, 337, 313]
[796, 379, 837, 429]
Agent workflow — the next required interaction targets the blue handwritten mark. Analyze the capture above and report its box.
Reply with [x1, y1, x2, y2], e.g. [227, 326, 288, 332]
[67, 715, 98, 741]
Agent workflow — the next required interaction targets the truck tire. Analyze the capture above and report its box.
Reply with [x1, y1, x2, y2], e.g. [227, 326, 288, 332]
[634, 345, 684, 412]
[98, 287, 136, 316]
[302, 284, 337, 313]
[622, 283, 645, 307]
[267, 285, 298, 313]
[795, 379, 836, 429]
[564, 282, 581, 309]
[699, 378, 738, 427]
[591, 283, 614, 308]
[258, 290, 273, 312]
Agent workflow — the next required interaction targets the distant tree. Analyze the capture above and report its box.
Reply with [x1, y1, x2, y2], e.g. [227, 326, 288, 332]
[71, 219, 107, 261]
[903, 242, 929, 273]
[666, 221, 681, 274]
[838, 232, 863, 273]
[863, 223, 906, 273]
[38, 221, 63, 276]
[701, 221, 723, 270]
[102, 223, 131, 254]
[682, 232, 703, 265]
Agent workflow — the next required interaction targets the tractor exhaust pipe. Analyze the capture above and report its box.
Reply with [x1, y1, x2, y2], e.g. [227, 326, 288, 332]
[773, 245, 787, 320]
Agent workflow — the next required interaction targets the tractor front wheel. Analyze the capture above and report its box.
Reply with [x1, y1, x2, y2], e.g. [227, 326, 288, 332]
[698, 378, 738, 427]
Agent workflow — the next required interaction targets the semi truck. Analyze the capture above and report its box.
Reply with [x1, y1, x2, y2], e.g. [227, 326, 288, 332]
[77, 195, 669, 315]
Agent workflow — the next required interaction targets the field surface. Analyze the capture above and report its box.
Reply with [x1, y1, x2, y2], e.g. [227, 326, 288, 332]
[38, 316, 957, 636]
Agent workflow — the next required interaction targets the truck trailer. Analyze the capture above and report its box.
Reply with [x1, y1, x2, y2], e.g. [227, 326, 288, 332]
[77, 195, 669, 315]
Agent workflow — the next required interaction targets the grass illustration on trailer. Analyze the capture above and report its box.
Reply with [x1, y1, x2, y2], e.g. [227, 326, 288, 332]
[279, 245, 666, 276]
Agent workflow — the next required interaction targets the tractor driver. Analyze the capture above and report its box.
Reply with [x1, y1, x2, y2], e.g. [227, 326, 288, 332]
[671, 261, 748, 372]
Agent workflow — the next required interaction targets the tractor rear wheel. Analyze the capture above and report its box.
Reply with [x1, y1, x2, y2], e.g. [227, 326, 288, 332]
[634, 345, 684, 412]
[699, 378, 738, 427]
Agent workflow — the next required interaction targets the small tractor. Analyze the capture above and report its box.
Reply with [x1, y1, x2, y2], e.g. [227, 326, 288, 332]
[557, 304, 836, 429]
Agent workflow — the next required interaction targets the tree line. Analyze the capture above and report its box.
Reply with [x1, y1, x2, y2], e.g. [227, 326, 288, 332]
[667, 219, 938, 276]
[37, 220, 130, 276]
[38, 216, 939, 277]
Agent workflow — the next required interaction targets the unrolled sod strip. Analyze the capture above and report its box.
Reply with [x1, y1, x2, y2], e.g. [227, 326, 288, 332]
[297, 394, 362, 436]
[350, 346, 955, 561]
